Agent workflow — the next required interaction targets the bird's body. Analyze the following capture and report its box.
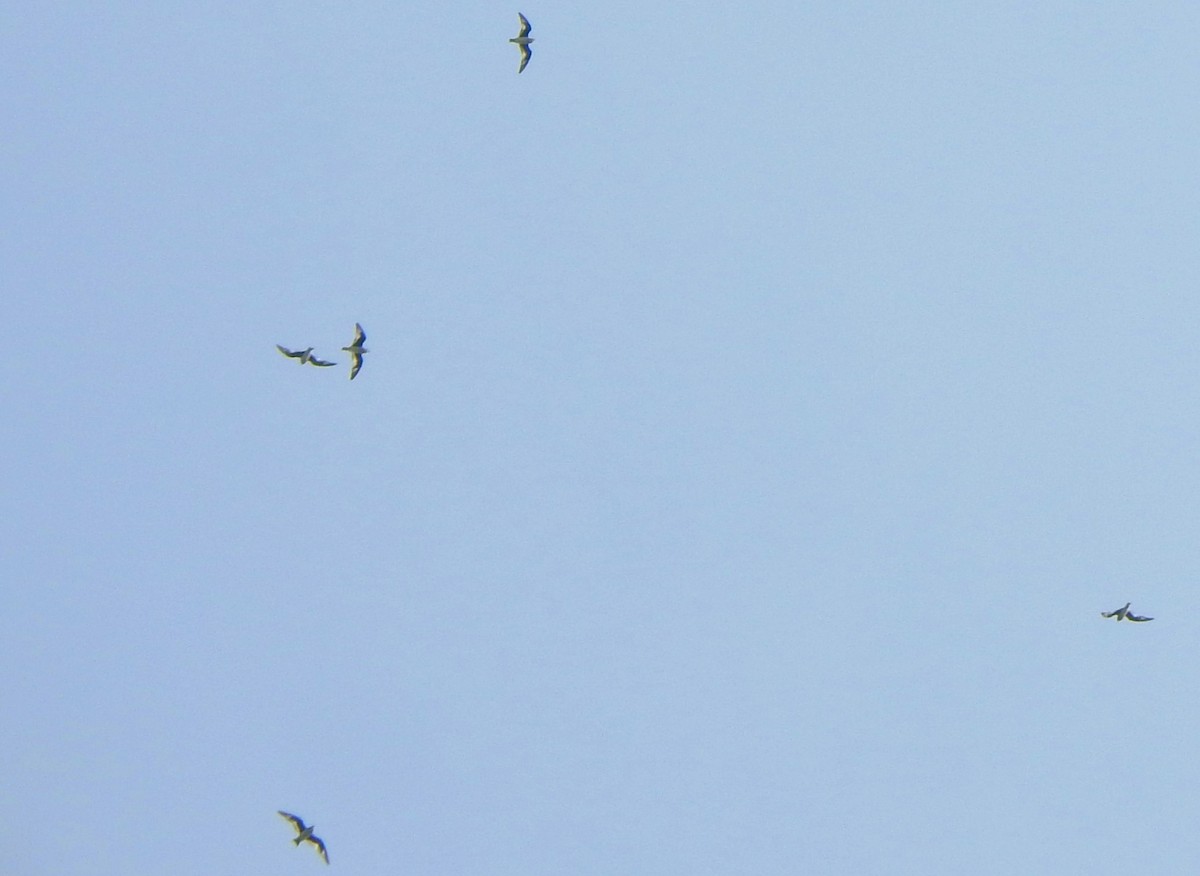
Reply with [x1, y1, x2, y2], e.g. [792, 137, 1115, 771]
[1101, 602, 1153, 622]
[341, 323, 368, 380]
[278, 811, 330, 864]
[510, 13, 533, 73]
[277, 345, 336, 367]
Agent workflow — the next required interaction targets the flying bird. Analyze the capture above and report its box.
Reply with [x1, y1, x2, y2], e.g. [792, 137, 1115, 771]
[341, 323, 368, 380]
[278, 811, 330, 864]
[510, 13, 533, 73]
[277, 345, 336, 367]
[1101, 602, 1154, 622]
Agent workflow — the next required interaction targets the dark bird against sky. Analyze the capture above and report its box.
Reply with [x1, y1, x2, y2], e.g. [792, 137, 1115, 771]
[276, 345, 336, 367]
[510, 13, 533, 73]
[341, 323, 368, 380]
[1101, 602, 1153, 622]
[278, 811, 330, 864]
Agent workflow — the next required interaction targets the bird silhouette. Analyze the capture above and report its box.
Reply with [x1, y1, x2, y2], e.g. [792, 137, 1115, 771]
[341, 323, 368, 380]
[277, 811, 330, 864]
[276, 345, 336, 367]
[510, 13, 533, 73]
[1101, 602, 1153, 622]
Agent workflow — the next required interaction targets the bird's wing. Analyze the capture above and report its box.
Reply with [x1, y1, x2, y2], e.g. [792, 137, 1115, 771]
[308, 835, 330, 864]
[1128, 614, 1154, 622]
[353, 323, 366, 346]
[278, 811, 307, 833]
[517, 12, 531, 36]
[1100, 610, 1116, 618]
[348, 353, 363, 380]
[518, 44, 531, 73]
[277, 345, 301, 358]
[309, 356, 337, 367]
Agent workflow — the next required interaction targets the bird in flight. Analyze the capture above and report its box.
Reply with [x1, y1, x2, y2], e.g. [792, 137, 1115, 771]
[341, 323, 368, 380]
[278, 811, 330, 864]
[276, 345, 336, 367]
[1101, 602, 1154, 622]
[510, 13, 533, 73]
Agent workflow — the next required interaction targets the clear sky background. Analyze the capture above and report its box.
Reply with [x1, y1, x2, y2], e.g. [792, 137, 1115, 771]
[4, 2, 1199, 873]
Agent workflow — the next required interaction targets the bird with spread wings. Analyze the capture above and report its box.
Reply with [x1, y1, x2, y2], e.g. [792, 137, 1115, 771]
[341, 323, 368, 380]
[1101, 602, 1153, 622]
[276, 345, 336, 367]
[510, 13, 533, 73]
[278, 811, 330, 864]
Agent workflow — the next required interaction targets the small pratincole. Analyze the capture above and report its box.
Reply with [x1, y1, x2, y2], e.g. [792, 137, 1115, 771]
[278, 811, 330, 864]
[1101, 602, 1154, 622]
[510, 13, 533, 73]
[341, 323, 368, 380]
[276, 345, 336, 367]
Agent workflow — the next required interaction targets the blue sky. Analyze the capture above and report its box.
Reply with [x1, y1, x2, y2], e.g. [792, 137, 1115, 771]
[4, 2, 1199, 873]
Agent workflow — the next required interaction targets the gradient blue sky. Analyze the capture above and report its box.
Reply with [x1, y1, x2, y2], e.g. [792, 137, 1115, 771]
[5, 2, 1200, 873]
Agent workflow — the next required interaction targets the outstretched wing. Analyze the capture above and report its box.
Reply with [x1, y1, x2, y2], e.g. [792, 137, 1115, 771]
[516, 12, 531, 37]
[517, 43, 531, 73]
[278, 811, 307, 834]
[307, 834, 330, 864]
[348, 352, 363, 380]
[276, 345, 302, 359]
[352, 323, 366, 346]
[309, 356, 337, 367]
[1127, 614, 1154, 622]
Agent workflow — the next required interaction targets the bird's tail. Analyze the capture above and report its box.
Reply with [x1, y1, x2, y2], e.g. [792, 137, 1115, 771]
[293, 837, 304, 846]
